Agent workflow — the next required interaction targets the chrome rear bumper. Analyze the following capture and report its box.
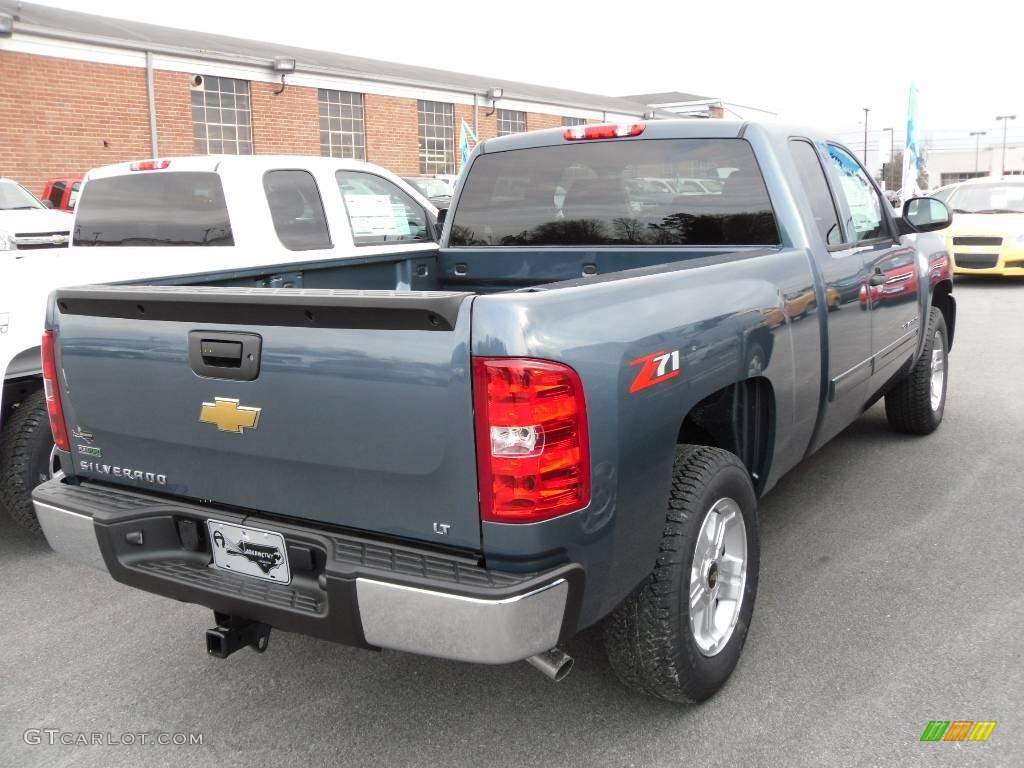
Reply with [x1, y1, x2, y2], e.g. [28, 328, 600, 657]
[35, 501, 107, 570]
[356, 578, 568, 664]
[33, 482, 575, 665]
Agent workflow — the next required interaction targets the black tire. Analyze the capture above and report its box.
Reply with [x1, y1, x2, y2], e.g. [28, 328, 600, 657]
[0, 389, 53, 533]
[884, 307, 948, 435]
[603, 445, 760, 703]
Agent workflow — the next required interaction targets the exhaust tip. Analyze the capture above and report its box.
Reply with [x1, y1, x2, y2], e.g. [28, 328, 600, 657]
[526, 648, 574, 682]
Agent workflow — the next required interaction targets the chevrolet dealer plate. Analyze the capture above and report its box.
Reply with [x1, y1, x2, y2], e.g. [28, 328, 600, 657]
[207, 520, 290, 584]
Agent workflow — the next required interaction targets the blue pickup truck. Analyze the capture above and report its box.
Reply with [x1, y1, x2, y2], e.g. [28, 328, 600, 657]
[32, 120, 955, 702]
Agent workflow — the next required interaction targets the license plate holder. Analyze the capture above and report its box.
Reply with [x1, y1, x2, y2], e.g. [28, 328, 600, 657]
[207, 520, 291, 584]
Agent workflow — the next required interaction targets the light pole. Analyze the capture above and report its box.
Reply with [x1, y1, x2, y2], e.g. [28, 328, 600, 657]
[969, 131, 987, 173]
[863, 107, 871, 167]
[996, 115, 1016, 176]
[882, 127, 894, 188]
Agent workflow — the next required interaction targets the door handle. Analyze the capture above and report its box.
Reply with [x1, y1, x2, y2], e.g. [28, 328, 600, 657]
[200, 340, 243, 368]
[189, 331, 261, 381]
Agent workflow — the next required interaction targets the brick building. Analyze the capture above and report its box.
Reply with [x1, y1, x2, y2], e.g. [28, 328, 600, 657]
[0, 2, 686, 195]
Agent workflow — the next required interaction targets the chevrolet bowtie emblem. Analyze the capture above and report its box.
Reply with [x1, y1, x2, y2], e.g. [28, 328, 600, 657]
[199, 397, 261, 434]
[50, 234, 67, 245]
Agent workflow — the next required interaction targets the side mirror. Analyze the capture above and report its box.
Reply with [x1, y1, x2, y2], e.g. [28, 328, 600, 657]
[433, 206, 447, 241]
[899, 197, 951, 234]
[41, 199, 55, 209]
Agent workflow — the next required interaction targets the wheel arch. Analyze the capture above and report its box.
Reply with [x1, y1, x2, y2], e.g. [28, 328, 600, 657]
[930, 279, 955, 350]
[1, 374, 44, 433]
[676, 377, 776, 495]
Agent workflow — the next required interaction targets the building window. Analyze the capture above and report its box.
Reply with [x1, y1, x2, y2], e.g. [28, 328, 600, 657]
[497, 109, 527, 136]
[318, 89, 365, 160]
[561, 116, 586, 127]
[418, 100, 455, 174]
[939, 171, 988, 186]
[191, 75, 252, 155]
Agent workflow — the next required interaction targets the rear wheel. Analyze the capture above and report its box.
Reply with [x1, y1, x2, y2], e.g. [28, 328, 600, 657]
[603, 445, 760, 703]
[884, 307, 948, 435]
[0, 389, 54, 533]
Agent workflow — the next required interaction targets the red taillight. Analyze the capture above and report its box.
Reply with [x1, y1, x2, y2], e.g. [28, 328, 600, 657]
[564, 123, 645, 141]
[472, 358, 590, 523]
[130, 159, 171, 171]
[41, 330, 70, 452]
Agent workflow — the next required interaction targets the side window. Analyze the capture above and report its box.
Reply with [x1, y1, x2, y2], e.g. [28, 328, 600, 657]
[69, 182, 80, 210]
[48, 181, 65, 207]
[263, 170, 332, 251]
[825, 145, 886, 241]
[788, 140, 843, 246]
[336, 171, 430, 246]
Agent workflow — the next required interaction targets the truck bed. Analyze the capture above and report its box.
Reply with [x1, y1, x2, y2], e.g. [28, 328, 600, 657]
[51, 244, 771, 552]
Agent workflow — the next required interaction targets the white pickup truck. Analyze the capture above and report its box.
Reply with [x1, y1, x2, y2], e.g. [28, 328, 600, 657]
[0, 155, 439, 530]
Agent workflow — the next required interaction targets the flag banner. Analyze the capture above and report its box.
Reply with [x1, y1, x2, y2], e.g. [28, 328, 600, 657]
[901, 85, 922, 199]
[459, 120, 478, 167]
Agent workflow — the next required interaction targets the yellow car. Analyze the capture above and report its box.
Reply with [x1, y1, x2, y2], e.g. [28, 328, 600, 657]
[933, 177, 1024, 276]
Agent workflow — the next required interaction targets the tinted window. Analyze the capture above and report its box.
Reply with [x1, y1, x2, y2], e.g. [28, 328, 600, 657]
[263, 170, 332, 251]
[825, 145, 886, 241]
[336, 171, 430, 246]
[449, 138, 778, 247]
[73, 172, 232, 246]
[788, 140, 843, 245]
[48, 181, 66, 207]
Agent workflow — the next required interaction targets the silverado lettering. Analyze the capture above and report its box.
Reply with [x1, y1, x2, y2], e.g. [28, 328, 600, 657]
[78, 462, 167, 485]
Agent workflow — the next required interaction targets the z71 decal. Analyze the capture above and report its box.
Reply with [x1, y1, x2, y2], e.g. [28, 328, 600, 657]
[629, 350, 681, 393]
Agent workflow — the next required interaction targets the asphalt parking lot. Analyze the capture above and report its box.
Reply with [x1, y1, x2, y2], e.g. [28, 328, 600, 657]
[1, 279, 1021, 768]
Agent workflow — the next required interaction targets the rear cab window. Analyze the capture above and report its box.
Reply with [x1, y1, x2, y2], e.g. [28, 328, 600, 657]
[449, 138, 779, 247]
[263, 169, 332, 251]
[73, 172, 233, 246]
[788, 140, 843, 246]
[48, 182, 66, 208]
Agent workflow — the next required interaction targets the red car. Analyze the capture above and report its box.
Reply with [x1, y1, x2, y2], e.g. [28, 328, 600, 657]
[41, 176, 83, 212]
[859, 251, 941, 308]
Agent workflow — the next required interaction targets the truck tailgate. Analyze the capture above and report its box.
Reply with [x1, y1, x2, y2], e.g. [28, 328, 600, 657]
[52, 286, 482, 551]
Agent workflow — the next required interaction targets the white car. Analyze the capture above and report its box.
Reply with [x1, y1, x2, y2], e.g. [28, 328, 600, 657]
[0, 177, 74, 254]
[0, 155, 438, 530]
